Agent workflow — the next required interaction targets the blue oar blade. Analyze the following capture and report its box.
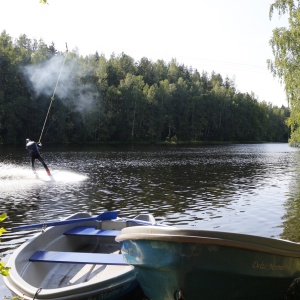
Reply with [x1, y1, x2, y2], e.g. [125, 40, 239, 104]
[11, 211, 118, 231]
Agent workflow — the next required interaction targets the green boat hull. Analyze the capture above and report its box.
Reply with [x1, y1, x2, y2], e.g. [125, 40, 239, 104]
[117, 227, 300, 300]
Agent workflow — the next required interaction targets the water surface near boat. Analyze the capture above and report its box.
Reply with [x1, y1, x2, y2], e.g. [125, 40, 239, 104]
[0, 143, 299, 298]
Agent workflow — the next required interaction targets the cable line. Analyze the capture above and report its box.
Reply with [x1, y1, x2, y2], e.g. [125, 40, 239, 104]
[38, 43, 68, 143]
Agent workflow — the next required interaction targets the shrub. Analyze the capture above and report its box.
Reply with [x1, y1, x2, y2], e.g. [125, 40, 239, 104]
[0, 213, 10, 277]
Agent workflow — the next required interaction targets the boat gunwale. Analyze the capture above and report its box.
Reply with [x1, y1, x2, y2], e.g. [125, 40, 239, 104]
[116, 230, 300, 258]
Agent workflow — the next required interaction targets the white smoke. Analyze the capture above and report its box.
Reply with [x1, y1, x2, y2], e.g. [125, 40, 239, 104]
[22, 55, 98, 114]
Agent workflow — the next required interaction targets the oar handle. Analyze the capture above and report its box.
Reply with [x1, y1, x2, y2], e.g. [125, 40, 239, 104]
[12, 217, 91, 231]
[11, 211, 118, 231]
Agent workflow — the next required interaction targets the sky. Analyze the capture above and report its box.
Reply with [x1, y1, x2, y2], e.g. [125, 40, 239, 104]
[0, 0, 289, 107]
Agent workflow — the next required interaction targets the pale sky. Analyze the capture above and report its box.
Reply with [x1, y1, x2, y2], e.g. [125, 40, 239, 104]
[0, 0, 289, 107]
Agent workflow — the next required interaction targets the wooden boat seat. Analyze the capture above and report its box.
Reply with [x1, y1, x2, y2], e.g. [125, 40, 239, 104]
[64, 227, 121, 237]
[29, 251, 127, 265]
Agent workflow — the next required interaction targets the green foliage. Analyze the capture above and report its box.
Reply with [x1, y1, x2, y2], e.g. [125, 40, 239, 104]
[4, 295, 24, 300]
[0, 30, 290, 145]
[269, 0, 300, 145]
[0, 213, 10, 277]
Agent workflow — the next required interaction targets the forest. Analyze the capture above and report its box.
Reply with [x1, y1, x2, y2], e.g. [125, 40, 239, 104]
[0, 30, 289, 145]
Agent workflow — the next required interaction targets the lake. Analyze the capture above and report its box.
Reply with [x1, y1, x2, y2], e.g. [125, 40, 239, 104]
[0, 143, 299, 298]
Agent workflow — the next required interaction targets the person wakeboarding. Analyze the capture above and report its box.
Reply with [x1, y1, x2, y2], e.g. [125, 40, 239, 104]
[25, 138, 51, 176]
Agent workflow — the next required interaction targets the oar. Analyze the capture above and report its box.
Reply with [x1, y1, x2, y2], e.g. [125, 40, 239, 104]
[11, 211, 118, 232]
[120, 218, 156, 226]
[120, 218, 168, 227]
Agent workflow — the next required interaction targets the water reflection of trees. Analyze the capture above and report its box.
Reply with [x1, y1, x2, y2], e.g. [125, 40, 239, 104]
[94, 152, 271, 224]
[280, 151, 300, 242]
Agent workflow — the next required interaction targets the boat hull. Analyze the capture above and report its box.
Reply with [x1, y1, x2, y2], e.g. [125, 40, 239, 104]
[117, 227, 300, 300]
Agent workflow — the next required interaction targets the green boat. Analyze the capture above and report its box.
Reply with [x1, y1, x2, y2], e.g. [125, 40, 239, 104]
[116, 226, 300, 300]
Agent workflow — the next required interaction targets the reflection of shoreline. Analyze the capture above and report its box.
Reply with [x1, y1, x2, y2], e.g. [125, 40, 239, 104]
[280, 151, 300, 242]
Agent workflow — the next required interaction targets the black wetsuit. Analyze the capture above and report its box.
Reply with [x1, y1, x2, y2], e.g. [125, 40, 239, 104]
[26, 141, 49, 172]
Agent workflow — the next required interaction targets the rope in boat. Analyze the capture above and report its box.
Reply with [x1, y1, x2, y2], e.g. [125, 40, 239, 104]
[38, 43, 69, 143]
[33, 287, 42, 299]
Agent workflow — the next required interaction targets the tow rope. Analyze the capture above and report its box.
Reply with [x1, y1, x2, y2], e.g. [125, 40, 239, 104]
[38, 43, 68, 143]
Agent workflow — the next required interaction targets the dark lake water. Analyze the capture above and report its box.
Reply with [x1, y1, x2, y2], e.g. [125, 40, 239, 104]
[1, 143, 300, 298]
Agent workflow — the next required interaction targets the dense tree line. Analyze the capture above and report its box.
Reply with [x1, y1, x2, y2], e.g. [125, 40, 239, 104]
[0, 30, 289, 145]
